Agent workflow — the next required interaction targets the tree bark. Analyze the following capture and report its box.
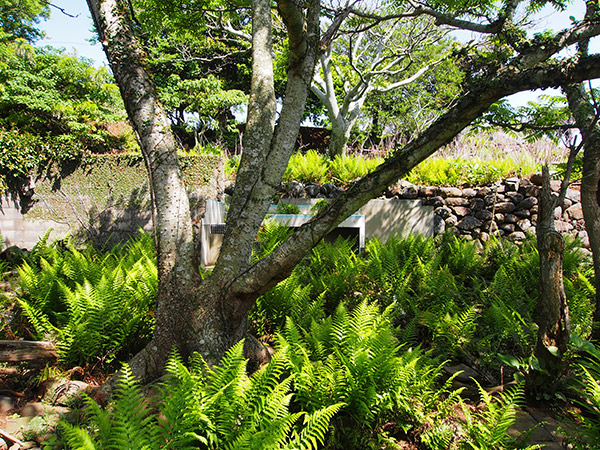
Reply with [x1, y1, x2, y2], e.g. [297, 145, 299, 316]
[564, 83, 600, 340]
[535, 165, 570, 367]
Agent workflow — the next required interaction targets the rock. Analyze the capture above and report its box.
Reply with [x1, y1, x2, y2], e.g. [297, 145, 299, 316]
[550, 180, 562, 191]
[224, 181, 235, 196]
[531, 205, 539, 214]
[517, 219, 532, 232]
[397, 185, 418, 199]
[500, 223, 515, 234]
[462, 188, 477, 198]
[479, 231, 490, 242]
[566, 203, 584, 220]
[478, 186, 492, 197]
[475, 210, 493, 221]
[453, 206, 472, 217]
[554, 220, 573, 232]
[519, 184, 539, 197]
[440, 187, 463, 197]
[425, 196, 445, 207]
[505, 177, 520, 192]
[578, 230, 590, 248]
[0, 438, 6, 450]
[530, 173, 543, 185]
[456, 216, 483, 231]
[562, 198, 573, 209]
[433, 215, 446, 235]
[445, 215, 458, 227]
[470, 198, 485, 211]
[495, 202, 516, 213]
[49, 380, 90, 406]
[565, 188, 581, 202]
[484, 194, 503, 206]
[495, 183, 506, 193]
[0, 395, 14, 413]
[506, 192, 524, 204]
[531, 214, 538, 225]
[435, 206, 453, 219]
[508, 231, 526, 241]
[321, 183, 336, 196]
[419, 186, 439, 196]
[494, 213, 505, 223]
[504, 214, 518, 224]
[516, 197, 538, 210]
[553, 206, 562, 220]
[0, 247, 29, 266]
[286, 181, 304, 198]
[443, 363, 480, 384]
[305, 184, 321, 197]
[514, 209, 531, 219]
[446, 197, 469, 206]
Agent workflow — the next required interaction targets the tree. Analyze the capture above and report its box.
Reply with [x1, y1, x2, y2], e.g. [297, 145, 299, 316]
[85, 0, 600, 382]
[0, 0, 48, 42]
[310, 8, 457, 156]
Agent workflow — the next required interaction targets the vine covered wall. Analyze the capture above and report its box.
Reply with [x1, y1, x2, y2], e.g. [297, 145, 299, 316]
[0, 153, 224, 249]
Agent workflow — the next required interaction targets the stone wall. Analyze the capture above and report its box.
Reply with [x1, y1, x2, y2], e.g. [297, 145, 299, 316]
[387, 176, 587, 246]
[279, 176, 588, 247]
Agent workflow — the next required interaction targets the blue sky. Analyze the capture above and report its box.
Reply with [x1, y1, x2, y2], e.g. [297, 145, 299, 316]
[36, 1, 108, 66]
[35, 1, 598, 107]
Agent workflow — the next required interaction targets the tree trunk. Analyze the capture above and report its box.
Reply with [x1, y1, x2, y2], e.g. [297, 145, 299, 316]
[564, 83, 600, 340]
[328, 121, 351, 158]
[535, 165, 570, 367]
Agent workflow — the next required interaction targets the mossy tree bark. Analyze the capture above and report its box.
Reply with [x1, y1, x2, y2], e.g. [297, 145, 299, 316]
[535, 165, 571, 368]
[86, 0, 600, 382]
[564, 84, 600, 341]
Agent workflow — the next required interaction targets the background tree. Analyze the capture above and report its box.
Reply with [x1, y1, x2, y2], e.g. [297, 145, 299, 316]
[86, 0, 600, 383]
[0, 0, 48, 42]
[311, 7, 458, 157]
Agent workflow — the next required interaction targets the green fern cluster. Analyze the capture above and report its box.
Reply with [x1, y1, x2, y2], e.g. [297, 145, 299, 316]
[61, 342, 342, 450]
[17, 233, 157, 365]
[277, 301, 462, 447]
[282, 150, 383, 185]
[251, 231, 594, 368]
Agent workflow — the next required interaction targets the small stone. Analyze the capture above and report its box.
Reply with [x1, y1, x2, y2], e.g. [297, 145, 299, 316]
[456, 216, 483, 231]
[470, 198, 485, 211]
[519, 184, 539, 197]
[505, 177, 520, 192]
[562, 198, 573, 209]
[398, 185, 418, 199]
[495, 213, 505, 222]
[446, 197, 470, 206]
[0, 438, 7, 450]
[425, 196, 445, 207]
[475, 210, 493, 221]
[482, 220, 498, 233]
[554, 206, 562, 220]
[495, 202, 516, 213]
[504, 214, 518, 224]
[321, 183, 336, 196]
[578, 230, 590, 248]
[484, 194, 503, 206]
[445, 215, 458, 227]
[440, 187, 463, 198]
[452, 206, 471, 217]
[514, 209, 531, 219]
[286, 181, 304, 198]
[462, 188, 477, 198]
[566, 203, 584, 220]
[517, 219, 532, 232]
[419, 186, 439, 196]
[500, 223, 515, 233]
[550, 180, 562, 191]
[435, 206, 453, 219]
[433, 215, 446, 235]
[479, 231, 490, 242]
[305, 184, 321, 197]
[531, 205, 539, 214]
[555, 220, 573, 232]
[531, 214, 538, 224]
[506, 192, 524, 204]
[478, 186, 492, 197]
[508, 231, 526, 241]
[565, 188, 581, 202]
[516, 197, 538, 210]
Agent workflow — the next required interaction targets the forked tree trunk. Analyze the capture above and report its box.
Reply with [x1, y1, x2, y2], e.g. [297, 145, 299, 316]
[535, 165, 571, 367]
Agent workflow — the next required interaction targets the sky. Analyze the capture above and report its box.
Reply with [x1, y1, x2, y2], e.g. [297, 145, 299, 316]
[35, 0, 599, 107]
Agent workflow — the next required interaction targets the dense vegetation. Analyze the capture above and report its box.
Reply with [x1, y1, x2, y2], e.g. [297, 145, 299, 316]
[2, 229, 598, 449]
